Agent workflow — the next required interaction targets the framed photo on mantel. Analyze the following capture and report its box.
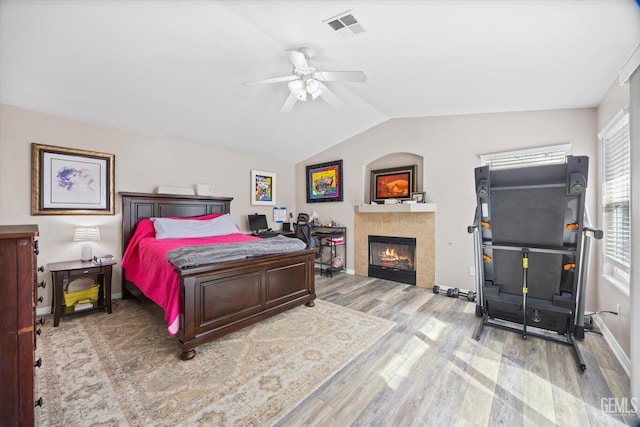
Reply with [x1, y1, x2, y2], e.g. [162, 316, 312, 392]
[371, 165, 416, 204]
[411, 192, 426, 203]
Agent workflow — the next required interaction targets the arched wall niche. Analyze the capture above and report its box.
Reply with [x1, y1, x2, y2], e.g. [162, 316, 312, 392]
[364, 152, 424, 203]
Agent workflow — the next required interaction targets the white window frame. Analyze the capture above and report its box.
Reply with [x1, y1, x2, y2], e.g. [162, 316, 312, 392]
[599, 108, 631, 292]
[480, 143, 571, 169]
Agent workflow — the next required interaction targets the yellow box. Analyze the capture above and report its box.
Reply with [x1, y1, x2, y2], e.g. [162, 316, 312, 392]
[64, 285, 100, 307]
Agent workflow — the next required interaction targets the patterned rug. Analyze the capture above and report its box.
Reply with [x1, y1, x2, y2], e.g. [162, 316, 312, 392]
[36, 299, 394, 426]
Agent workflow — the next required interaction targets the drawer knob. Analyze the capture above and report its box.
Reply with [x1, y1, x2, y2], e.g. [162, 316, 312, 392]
[37, 317, 45, 325]
[37, 296, 44, 303]
[35, 397, 44, 407]
[34, 357, 42, 368]
[36, 328, 41, 336]
[37, 265, 44, 272]
[38, 280, 46, 288]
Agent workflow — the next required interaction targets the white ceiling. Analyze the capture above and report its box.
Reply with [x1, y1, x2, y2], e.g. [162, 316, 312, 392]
[1, 1, 639, 163]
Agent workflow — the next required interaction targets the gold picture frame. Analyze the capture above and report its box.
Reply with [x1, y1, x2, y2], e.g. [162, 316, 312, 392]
[31, 143, 115, 215]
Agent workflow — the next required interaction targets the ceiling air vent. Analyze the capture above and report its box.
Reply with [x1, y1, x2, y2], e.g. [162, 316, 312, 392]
[324, 11, 365, 39]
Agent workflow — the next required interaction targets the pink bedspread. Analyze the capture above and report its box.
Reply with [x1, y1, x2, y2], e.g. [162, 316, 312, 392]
[121, 214, 259, 335]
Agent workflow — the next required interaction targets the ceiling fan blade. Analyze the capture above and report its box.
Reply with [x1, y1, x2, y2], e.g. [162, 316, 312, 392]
[243, 75, 299, 86]
[280, 94, 297, 113]
[310, 89, 321, 100]
[316, 81, 342, 109]
[313, 70, 367, 82]
[286, 49, 311, 73]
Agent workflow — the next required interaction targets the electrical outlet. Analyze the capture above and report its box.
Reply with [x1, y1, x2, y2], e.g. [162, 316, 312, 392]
[469, 267, 475, 277]
[616, 304, 621, 316]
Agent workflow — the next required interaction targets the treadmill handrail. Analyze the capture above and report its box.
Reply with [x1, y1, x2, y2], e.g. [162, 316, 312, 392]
[481, 244, 577, 256]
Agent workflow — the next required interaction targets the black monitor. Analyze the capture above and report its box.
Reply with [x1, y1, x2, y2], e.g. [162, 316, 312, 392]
[248, 214, 269, 234]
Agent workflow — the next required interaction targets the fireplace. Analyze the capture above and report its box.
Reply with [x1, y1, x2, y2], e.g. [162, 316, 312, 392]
[368, 235, 417, 285]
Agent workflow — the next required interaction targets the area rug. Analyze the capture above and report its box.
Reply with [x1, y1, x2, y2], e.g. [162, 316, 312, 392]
[36, 299, 394, 426]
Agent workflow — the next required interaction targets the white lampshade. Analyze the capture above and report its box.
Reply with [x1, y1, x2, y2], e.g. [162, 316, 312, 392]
[73, 227, 101, 242]
[74, 227, 101, 261]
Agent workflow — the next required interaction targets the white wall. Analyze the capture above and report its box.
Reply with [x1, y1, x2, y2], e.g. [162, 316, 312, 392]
[296, 108, 599, 303]
[0, 104, 297, 308]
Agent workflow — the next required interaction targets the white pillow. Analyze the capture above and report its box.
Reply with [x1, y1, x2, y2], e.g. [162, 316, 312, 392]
[152, 214, 239, 239]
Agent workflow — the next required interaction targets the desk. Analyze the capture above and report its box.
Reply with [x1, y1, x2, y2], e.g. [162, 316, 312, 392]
[312, 226, 346, 277]
[48, 260, 114, 326]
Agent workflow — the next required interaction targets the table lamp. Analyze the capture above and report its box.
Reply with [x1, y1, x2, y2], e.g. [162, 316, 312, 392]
[73, 227, 101, 261]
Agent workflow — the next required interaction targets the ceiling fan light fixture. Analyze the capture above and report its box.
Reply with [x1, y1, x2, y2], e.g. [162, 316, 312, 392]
[306, 79, 319, 94]
[288, 79, 306, 101]
[245, 46, 366, 111]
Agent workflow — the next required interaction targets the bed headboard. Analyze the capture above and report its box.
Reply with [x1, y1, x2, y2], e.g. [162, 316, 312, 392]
[120, 192, 233, 252]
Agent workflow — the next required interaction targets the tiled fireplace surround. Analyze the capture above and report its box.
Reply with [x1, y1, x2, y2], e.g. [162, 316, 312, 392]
[354, 204, 436, 288]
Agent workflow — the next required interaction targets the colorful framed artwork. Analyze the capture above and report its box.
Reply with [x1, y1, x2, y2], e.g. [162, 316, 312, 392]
[31, 143, 115, 215]
[411, 192, 426, 203]
[371, 165, 416, 203]
[305, 159, 343, 203]
[251, 170, 276, 205]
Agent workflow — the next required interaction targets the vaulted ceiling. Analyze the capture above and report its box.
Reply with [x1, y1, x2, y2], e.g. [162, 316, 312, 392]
[1, 1, 639, 163]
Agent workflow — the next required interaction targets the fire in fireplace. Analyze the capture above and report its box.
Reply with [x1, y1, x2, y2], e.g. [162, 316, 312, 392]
[368, 235, 417, 285]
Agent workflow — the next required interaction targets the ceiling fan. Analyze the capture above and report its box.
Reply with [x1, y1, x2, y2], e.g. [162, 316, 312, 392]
[243, 47, 367, 112]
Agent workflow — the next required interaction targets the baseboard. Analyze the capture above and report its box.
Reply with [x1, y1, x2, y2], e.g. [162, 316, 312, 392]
[593, 314, 631, 378]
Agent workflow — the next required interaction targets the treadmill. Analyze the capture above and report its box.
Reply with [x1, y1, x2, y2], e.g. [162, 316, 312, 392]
[468, 155, 602, 371]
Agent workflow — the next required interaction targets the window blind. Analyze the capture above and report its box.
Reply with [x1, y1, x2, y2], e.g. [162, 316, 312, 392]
[480, 144, 570, 169]
[602, 112, 631, 272]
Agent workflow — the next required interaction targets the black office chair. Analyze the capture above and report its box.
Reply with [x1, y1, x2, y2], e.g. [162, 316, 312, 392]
[294, 213, 319, 254]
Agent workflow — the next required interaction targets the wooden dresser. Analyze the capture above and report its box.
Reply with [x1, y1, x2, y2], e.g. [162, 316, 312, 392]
[0, 225, 43, 426]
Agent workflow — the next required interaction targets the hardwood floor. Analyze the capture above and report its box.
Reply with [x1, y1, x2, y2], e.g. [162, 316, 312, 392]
[277, 274, 637, 426]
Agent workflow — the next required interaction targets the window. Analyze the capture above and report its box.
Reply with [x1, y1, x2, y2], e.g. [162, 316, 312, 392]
[480, 143, 571, 169]
[600, 109, 631, 287]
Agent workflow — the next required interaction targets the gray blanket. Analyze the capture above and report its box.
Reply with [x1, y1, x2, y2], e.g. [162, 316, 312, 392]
[166, 235, 307, 268]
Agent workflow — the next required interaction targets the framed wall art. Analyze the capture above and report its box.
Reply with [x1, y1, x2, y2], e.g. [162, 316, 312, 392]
[251, 170, 276, 205]
[411, 192, 426, 203]
[371, 165, 416, 203]
[31, 143, 115, 215]
[305, 159, 343, 203]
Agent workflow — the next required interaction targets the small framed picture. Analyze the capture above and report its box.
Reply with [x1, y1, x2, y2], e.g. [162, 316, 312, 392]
[411, 192, 426, 203]
[251, 170, 276, 205]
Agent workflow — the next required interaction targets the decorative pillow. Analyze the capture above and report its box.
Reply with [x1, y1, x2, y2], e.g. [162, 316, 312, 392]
[152, 214, 239, 239]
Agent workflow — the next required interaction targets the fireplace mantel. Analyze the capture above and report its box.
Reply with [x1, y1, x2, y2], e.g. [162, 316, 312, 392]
[354, 203, 437, 213]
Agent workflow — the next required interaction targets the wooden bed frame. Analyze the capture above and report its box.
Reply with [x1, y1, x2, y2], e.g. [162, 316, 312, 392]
[120, 192, 316, 360]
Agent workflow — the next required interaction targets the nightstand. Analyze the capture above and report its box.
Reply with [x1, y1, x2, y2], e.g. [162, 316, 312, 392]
[48, 260, 115, 326]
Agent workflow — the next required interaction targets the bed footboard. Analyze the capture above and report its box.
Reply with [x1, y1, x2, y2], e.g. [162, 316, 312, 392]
[177, 249, 316, 360]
